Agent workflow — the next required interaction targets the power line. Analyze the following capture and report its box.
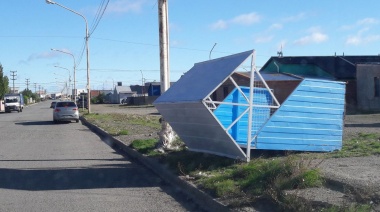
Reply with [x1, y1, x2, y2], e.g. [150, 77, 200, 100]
[0, 34, 270, 58]
[76, 68, 187, 73]
[89, 0, 110, 37]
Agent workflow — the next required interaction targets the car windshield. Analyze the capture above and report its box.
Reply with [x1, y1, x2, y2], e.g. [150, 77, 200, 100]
[5, 98, 18, 103]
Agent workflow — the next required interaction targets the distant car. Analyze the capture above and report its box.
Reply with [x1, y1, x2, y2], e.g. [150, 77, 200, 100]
[53, 101, 79, 123]
[50, 101, 57, 108]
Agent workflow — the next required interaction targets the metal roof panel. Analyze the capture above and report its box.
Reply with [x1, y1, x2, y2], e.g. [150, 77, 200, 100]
[154, 50, 255, 103]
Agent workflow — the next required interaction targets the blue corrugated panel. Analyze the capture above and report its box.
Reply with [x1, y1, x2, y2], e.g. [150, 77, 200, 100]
[214, 86, 272, 144]
[254, 79, 345, 152]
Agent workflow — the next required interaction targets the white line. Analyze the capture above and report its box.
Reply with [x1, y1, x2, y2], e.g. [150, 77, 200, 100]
[292, 95, 344, 101]
[284, 105, 344, 111]
[259, 136, 341, 142]
[266, 125, 342, 132]
[275, 115, 341, 121]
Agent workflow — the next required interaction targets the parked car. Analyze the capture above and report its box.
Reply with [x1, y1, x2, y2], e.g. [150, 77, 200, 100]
[50, 101, 57, 108]
[53, 101, 79, 123]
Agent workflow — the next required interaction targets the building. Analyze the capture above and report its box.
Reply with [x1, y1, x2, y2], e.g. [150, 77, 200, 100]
[356, 63, 380, 112]
[130, 85, 149, 96]
[8, 87, 20, 94]
[112, 82, 136, 104]
[260, 55, 380, 113]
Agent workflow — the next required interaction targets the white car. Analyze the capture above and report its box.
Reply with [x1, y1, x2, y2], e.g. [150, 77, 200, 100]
[53, 101, 79, 123]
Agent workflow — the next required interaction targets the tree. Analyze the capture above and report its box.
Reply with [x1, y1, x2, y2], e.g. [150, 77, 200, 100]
[22, 88, 39, 104]
[0, 64, 10, 99]
[91, 92, 106, 104]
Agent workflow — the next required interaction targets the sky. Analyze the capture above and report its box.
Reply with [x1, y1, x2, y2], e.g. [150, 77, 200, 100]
[1, 0, 380, 93]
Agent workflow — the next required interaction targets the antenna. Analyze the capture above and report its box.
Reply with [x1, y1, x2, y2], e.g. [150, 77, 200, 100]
[277, 44, 283, 58]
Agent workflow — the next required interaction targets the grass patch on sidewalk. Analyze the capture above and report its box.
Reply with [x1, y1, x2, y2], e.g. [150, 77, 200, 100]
[131, 139, 158, 155]
[82, 113, 380, 211]
[82, 112, 160, 136]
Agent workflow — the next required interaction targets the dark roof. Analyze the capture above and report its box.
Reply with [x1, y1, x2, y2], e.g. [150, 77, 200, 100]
[260, 55, 380, 79]
[236, 72, 302, 81]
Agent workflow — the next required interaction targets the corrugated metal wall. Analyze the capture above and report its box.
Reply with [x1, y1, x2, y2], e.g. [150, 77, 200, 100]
[213, 87, 272, 145]
[254, 79, 345, 151]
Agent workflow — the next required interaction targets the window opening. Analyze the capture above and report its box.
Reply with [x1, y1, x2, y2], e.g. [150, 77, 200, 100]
[375, 77, 380, 97]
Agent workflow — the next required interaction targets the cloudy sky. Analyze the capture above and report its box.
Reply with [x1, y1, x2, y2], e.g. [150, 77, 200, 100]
[1, 0, 380, 93]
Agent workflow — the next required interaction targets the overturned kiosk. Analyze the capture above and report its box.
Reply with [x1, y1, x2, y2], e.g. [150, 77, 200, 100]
[154, 50, 346, 162]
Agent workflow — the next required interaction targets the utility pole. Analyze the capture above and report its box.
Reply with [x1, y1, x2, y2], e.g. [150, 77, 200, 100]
[158, 0, 170, 93]
[38, 85, 41, 97]
[26, 78, 30, 90]
[34, 83, 37, 93]
[10, 71, 17, 93]
[140, 70, 144, 95]
[158, 0, 177, 150]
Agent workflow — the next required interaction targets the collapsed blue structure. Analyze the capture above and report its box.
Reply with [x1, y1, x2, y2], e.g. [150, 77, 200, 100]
[154, 50, 346, 161]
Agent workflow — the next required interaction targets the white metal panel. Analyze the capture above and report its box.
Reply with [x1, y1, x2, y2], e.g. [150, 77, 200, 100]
[154, 50, 254, 103]
[155, 102, 246, 159]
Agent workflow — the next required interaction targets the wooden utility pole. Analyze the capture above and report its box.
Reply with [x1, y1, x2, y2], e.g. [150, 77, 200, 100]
[158, 0, 170, 93]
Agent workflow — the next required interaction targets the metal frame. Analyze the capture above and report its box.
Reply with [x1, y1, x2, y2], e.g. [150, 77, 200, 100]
[202, 51, 280, 162]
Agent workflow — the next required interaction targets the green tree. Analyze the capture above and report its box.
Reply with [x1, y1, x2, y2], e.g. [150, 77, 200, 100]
[22, 88, 40, 104]
[92, 92, 106, 104]
[0, 64, 10, 99]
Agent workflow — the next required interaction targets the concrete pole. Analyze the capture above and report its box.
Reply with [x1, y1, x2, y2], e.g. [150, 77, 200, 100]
[157, 0, 177, 150]
[158, 0, 170, 93]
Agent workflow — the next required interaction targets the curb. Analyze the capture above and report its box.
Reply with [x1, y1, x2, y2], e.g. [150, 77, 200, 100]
[80, 117, 230, 212]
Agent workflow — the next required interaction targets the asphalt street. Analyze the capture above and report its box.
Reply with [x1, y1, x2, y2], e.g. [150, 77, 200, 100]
[0, 101, 201, 212]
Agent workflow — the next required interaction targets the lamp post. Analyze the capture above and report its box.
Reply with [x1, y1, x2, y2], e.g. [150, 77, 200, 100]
[51, 48, 76, 101]
[54, 66, 71, 99]
[54, 77, 68, 99]
[46, 0, 91, 113]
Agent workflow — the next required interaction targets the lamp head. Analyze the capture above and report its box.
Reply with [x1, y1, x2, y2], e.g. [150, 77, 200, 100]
[46, 0, 55, 4]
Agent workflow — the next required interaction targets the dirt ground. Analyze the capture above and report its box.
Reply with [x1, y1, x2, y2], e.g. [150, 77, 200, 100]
[90, 104, 380, 209]
[91, 104, 159, 115]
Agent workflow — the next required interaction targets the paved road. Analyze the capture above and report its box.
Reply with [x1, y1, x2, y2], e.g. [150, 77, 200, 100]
[0, 101, 201, 212]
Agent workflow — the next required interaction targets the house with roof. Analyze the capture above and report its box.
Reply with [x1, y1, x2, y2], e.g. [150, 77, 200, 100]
[259, 55, 380, 113]
[112, 83, 136, 104]
[145, 82, 177, 96]
[90, 89, 113, 103]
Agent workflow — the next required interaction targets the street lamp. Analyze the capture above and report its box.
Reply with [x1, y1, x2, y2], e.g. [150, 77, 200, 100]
[46, 0, 91, 113]
[54, 76, 68, 99]
[54, 66, 71, 99]
[51, 48, 77, 101]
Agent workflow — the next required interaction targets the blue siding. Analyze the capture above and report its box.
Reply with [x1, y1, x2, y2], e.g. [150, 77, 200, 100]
[254, 79, 345, 152]
[213, 79, 345, 153]
[214, 87, 272, 144]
